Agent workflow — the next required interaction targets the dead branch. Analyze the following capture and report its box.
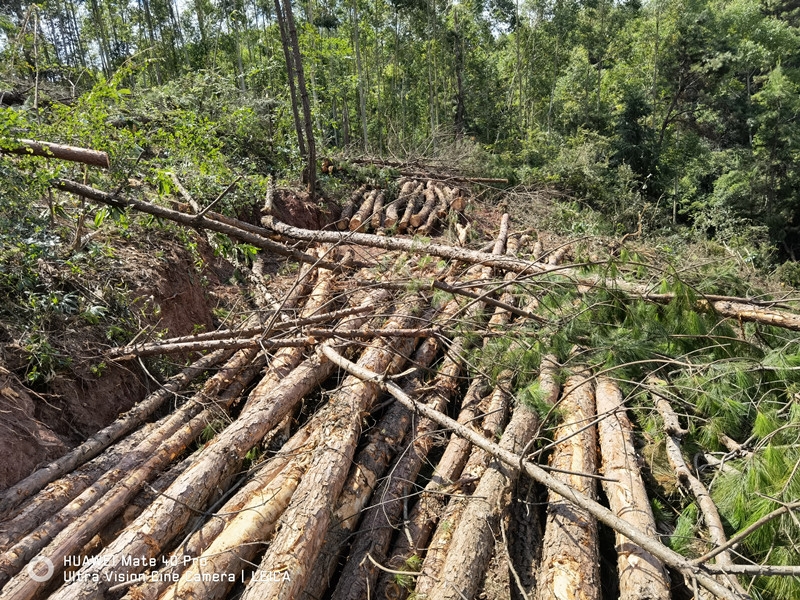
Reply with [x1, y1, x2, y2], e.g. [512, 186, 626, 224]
[655, 396, 748, 595]
[262, 217, 800, 332]
[109, 304, 372, 351]
[398, 170, 508, 184]
[1, 139, 110, 168]
[108, 327, 442, 359]
[54, 179, 343, 272]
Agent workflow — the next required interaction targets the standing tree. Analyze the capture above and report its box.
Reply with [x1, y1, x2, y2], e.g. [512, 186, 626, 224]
[274, 0, 316, 197]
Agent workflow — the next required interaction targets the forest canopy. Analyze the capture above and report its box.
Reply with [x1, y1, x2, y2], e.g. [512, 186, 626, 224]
[1, 0, 799, 256]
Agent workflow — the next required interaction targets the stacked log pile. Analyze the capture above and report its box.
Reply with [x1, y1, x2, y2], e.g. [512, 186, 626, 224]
[336, 179, 467, 239]
[4, 175, 800, 600]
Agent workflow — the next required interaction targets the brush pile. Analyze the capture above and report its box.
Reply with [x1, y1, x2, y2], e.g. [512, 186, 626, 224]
[1, 176, 800, 600]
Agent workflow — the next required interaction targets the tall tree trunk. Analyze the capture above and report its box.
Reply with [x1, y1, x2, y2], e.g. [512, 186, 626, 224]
[352, 0, 368, 151]
[274, 0, 306, 159]
[281, 0, 316, 197]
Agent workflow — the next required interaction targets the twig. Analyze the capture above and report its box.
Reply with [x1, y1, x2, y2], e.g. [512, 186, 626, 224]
[693, 501, 800, 566]
[197, 176, 242, 218]
[365, 553, 421, 577]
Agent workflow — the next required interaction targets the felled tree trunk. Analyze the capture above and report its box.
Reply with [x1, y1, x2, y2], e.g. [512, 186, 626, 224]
[382, 377, 488, 575]
[413, 373, 512, 598]
[301, 337, 441, 600]
[122, 424, 319, 600]
[238, 298, 424, 600]
[1, 139, 110, 168]
[0, 346, 264, 598]
[596, 377, 670, 600]
[536, 371, 600, 600]
[421, 356, 560, 600]
[338, 184, 367, 230]
[371, 190, 385, 231]
[0, 418, 155, 550]
[411, 181, 438, 229]
[398, 183, 424, 233]
[37, 349, 343, 600]
[350, 189, 376, 232]
[385, 181, 414, 229]
[338, 217, 511, 600]
[328, 346, 745, 600]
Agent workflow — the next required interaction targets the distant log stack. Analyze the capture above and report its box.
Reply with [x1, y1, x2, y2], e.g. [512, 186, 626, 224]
[337, 184, 366, 230]
[339, 178, 471, 237]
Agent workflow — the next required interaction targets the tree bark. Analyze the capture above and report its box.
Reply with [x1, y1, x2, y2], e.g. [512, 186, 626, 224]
[420, 356, 559, 600]
[350, 189, 376, 232]
[1, 138, 110, 168]
[380, 377, 488, 581]
[0, 348, 264, 597]
[335, 217, 511, 600]
[536, 371, 600, 600]
[338, 184, 367, 230]
[301, 337, 441, 600]
[423, 399, 543, 600]
[160, 453, 311, 600]
[656, 395, 747, 595]
[596, 377, 670, 600]
[0, 419, 154, 550]
[371, 190, 386, 231]
[398, 183, 424, 233]
[410, 181, 438, 229]
[121, 425, 319, 600]
[34, 340, 353, 600]
[413, 370, 513, 598]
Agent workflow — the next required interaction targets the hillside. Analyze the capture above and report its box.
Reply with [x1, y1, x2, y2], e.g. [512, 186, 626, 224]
[1, 140, 800, 600]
